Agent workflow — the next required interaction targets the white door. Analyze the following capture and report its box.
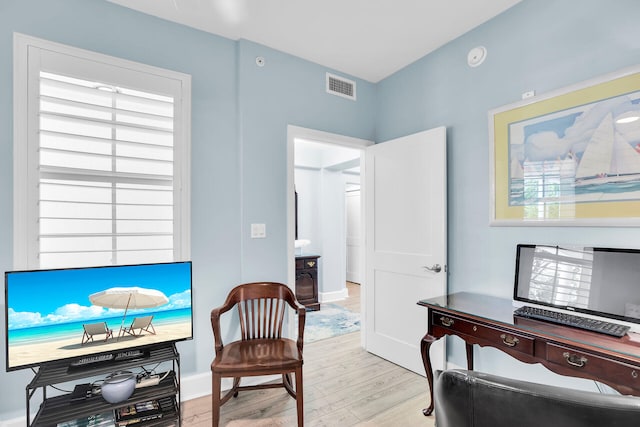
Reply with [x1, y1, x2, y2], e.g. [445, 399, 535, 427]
[346, 188, 362, 284]
[364, 127, 447, 375]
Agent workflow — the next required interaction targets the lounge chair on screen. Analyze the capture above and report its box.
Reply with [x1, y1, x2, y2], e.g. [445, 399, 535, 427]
[81, 322, 114, 345]
[122, 315, 156, 336]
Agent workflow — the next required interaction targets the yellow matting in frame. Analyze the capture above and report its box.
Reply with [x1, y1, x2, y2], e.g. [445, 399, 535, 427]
[492, 69, 640, 224]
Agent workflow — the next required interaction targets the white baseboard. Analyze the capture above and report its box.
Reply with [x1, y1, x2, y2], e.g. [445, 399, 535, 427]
[320, 287, 349, 303]
[180, 371, 211, 401]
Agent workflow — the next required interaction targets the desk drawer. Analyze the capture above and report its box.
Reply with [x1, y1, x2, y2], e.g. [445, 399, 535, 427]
[547, 343, 640, 388]
[432, 311, 534, 356]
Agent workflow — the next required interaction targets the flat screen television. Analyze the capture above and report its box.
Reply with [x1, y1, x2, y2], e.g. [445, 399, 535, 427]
[4, 261, 193, 371]
[514, 244, 640, 332]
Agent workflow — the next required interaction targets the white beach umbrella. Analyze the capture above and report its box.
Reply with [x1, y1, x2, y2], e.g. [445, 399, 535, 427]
[89, 287, 169, 337]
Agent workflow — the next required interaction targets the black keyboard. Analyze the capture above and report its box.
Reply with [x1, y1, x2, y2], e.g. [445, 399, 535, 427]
[514, 306, 630, 338]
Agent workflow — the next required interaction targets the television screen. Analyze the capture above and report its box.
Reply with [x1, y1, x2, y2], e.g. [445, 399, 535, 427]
[514, 244, 640, 326]
[4, 261, 192, 371]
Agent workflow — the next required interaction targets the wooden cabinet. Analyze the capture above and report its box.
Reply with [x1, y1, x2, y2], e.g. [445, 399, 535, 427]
[295, 255, 320, 311]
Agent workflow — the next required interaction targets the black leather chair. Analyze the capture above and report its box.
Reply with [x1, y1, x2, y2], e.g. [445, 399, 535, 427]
[434, 369, 640, 427]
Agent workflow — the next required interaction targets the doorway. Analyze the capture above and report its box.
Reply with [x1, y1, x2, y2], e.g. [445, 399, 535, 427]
[287, 126, 372, 333]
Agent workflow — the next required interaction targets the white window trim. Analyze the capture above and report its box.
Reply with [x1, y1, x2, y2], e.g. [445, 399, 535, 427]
[13, 33, 191, 269]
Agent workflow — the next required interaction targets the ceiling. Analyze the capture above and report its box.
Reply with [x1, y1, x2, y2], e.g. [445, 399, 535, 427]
[107, 0, 521, 82]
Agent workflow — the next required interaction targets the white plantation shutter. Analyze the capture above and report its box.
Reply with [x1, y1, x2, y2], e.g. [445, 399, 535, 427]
[14, 34, 191, 269]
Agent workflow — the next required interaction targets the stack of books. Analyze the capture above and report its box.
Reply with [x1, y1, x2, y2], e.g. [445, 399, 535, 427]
[56, 397, 174, 427]
[57, 411, 115, 427]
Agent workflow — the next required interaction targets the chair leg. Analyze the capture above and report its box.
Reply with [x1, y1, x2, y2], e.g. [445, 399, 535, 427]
[295, 367, 304, 426]
[232, 377, 240, 398]
[220, 377, 241, 405]
[212, 373, 221, 427]
[283, 373, 296, 398]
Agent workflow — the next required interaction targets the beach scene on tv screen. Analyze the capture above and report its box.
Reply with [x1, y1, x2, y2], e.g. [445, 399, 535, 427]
[6, 262, 192, 369]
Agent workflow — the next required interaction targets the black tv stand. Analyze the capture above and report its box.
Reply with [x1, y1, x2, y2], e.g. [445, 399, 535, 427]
[26, 342, 180, 426]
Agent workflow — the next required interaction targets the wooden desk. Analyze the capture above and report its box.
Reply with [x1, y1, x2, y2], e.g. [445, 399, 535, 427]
[418, 292, 640, 416]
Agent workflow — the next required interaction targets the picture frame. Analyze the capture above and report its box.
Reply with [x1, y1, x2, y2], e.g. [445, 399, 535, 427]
[489, 65, 640, 226]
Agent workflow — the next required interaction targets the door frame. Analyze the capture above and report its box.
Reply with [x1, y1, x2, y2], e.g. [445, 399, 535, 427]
[287, 125, 372, 344]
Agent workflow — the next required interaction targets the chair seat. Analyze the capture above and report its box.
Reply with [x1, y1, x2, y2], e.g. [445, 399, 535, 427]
[212, 338, 302, 375]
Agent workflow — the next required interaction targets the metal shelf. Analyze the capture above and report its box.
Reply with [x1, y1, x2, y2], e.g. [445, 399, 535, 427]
[26, 342, 180, 426]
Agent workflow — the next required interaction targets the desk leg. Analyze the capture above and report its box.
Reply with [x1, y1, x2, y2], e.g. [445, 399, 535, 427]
[466, 343, 474, 370]
[420, 332, 437, 416]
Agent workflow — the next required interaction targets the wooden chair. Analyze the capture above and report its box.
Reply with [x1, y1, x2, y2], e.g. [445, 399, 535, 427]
[210, 282, 306, 426]
[121, 315, 155, 337]
[81, 322, 113, 345]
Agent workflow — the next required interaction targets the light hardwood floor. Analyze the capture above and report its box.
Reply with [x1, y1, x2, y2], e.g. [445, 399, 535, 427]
[182, 282, 435, 426]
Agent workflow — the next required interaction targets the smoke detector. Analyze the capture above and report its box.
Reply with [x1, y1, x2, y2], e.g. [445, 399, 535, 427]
[467, 46, 487, 68]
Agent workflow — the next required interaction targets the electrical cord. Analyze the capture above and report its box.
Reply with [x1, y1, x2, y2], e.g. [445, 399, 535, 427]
[158, 370, 171, 382]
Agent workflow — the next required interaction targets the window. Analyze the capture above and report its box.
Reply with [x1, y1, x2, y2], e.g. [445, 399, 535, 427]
[14, 34, 191, 269]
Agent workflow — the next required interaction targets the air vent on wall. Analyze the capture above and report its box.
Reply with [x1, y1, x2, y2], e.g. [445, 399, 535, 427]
[326, 72, 356, 100]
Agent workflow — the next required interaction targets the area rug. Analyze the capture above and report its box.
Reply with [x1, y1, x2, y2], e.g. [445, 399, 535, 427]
[304, 303, 360, 343]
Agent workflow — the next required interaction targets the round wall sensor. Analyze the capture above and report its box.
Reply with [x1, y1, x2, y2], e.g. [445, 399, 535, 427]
[255, 56, 265, 67]
[467, 46, 487, 68]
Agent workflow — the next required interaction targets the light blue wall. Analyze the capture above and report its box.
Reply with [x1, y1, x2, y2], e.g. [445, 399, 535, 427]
[0, 0, 375, 419]
[376, 0, 640, 386]
[236, 39, 375, 283]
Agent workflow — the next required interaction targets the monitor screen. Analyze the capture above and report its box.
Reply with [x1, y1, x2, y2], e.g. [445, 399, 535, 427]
[4, 261, 193, 371]
[514, 244, 640, 325]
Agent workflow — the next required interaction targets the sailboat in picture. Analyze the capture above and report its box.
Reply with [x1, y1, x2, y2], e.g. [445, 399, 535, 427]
[575, 113, 640, 186]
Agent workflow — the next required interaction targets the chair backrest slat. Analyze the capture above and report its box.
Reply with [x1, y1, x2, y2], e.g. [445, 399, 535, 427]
[263, 298, 270, 338]
[276, 299, 284, 338]
[238, 301, 247, 338]
[236, 295, 288, 340]
[213, 282, 304, 350]
[268, 298, 275, 338]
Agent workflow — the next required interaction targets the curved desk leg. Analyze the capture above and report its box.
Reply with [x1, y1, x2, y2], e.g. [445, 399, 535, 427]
[420, 332, 437, 416]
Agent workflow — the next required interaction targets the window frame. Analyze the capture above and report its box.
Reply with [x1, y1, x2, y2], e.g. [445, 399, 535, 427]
[13, 33, 191, 269]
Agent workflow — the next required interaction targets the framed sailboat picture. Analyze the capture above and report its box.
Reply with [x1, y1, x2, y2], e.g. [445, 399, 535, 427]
[489, 65, 640, 226]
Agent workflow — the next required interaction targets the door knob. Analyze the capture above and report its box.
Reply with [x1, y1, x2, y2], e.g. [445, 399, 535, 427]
[423, 264, 442, 273]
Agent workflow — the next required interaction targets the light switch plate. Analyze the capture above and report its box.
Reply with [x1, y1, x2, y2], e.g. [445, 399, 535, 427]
[251, 223, 266, 238]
